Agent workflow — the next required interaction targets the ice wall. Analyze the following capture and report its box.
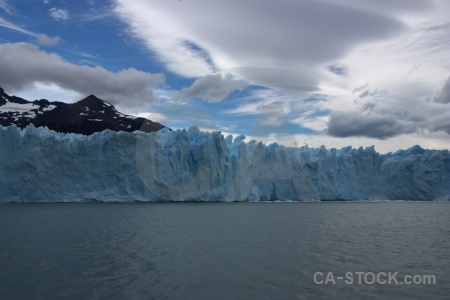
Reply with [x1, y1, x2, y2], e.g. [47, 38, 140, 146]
[1, 124, 449, 202]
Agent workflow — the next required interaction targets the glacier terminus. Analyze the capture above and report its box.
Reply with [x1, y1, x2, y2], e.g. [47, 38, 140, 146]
[0, 124, 449, 202]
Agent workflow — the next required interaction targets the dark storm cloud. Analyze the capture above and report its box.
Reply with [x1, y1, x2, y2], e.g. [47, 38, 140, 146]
[326, 111, 417, 139]
[0, 43, 164, 108]
[429, 113, 450, 135]
[434, 76, 450, 104]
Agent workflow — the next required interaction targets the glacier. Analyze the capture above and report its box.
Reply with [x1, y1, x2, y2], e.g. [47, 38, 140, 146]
[0, 124, 449, 202]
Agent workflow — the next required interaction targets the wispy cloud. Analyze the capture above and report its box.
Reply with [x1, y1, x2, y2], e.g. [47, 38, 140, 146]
[0, 4, 62, 46]
[176, 73, 248, 102]
[80, 10, 116, 22]
[0, 17, 37, 37]
[64, 49, 99, 60]
[115, 0, 214, 78]
[0, 0, 14, 15]
[224, 89, 295, 116]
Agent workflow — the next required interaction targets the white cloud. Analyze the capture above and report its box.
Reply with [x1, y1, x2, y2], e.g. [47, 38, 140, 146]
[2, 0, 447, 151]
[13, 82, 81, 103]
[113, 0, 450, 149]
[0, 43, 164, 109]
[36, 33, 61, 46]
[113, 0, 449, 148]
[314, 2, 450, 143]
[114, 0, 406, 89]
[49, 7, 69, 21]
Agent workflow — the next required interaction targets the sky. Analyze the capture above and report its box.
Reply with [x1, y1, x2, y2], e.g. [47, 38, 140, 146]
[0, 0, 449, 153]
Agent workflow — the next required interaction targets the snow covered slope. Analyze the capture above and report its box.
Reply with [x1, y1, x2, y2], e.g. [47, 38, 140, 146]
[1, 124, 449, 202]
[0, 87, 165, 135]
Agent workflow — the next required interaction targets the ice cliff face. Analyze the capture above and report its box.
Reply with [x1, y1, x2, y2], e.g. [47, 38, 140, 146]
[1, 124, 449, 202]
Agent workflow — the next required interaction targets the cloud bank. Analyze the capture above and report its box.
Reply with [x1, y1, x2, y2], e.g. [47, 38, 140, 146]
[0, 43, 164, 108]
[326, 102, 450, 139]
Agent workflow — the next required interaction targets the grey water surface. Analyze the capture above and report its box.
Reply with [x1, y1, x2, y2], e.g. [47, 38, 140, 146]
[0, 202, 449, 299]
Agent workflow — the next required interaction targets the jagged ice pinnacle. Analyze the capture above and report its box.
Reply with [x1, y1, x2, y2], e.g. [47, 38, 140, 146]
[0, 124, 449, 202]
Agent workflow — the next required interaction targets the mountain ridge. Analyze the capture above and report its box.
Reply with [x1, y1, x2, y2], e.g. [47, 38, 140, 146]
[0, 87, 165, 135]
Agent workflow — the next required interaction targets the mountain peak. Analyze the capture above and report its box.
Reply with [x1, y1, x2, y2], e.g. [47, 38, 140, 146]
[79, 94, 105, 104]
[78, 94, 117, 111]
[0, 88, 166, 135]
[82, 94, 101, 101]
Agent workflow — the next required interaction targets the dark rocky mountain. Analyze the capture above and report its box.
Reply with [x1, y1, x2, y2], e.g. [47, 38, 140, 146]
[0, 87, 166, 135]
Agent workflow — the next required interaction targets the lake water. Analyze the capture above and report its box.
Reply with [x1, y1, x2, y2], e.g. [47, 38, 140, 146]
[0, 202, 449, 299]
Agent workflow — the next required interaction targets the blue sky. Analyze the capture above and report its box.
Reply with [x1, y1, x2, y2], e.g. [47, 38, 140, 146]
[0, 0, 449, 152]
